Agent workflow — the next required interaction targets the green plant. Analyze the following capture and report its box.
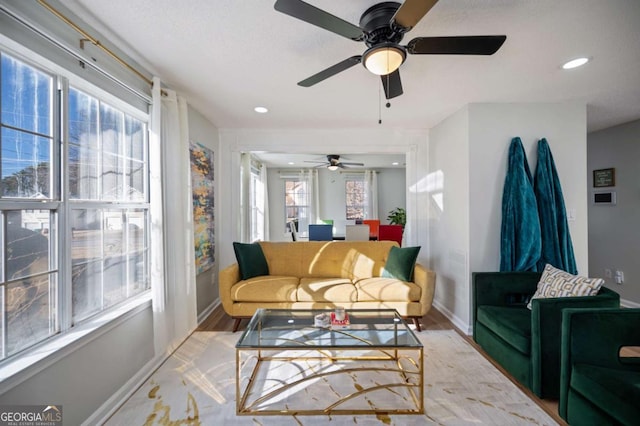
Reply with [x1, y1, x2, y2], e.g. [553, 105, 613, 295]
[387, 207, 406, 228]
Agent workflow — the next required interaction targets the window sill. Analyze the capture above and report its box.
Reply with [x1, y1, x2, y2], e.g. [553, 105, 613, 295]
[0, 292, 152, 394]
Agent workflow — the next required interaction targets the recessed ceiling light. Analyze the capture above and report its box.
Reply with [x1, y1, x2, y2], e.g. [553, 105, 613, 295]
[287, 162, 294, 165]
[562, 57, 590, 70]
[254, 106, 268, 113]
[392, 162, 399, 166]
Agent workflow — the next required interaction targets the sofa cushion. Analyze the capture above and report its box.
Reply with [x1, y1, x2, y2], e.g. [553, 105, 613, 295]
[476, 305, 532, 355]
[381, 246, 420, 282]
[571, 363, 640, 426]
[297, 278, 357, 302]
[231, 276, 298, 303]
[527, 264, 604, 309]
[355, 277, 421, 302]
[233, 242, 269, 280]
[259, 241, 396, 280]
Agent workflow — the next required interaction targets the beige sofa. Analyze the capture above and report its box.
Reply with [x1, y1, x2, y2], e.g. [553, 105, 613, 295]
[219, 241, 436, 331]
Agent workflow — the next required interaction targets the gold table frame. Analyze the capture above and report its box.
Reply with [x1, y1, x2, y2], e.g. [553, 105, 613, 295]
[235, 309, 424, 416]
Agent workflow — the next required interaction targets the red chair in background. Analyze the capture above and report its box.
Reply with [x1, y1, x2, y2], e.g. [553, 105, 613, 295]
[378, 224, 403, 246]
[362, 219, 380, 239]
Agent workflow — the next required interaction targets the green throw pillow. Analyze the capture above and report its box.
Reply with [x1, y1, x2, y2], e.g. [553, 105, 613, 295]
[382, 246, 421, 281]
[233, 242, 269, 280]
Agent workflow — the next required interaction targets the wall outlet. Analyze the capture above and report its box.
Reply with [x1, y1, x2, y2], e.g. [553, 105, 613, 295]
[614, 270, 624, 285]
[605, 269, 612, 279]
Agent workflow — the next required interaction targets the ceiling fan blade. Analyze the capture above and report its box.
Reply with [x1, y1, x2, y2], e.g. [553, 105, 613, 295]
[392, 0, 439, 30]
[340, 162, 365, 166]
[274, 0, 364, 41]
[298, 56, 362, 87]
[381, 69, 403, 99]
[407, 35, 507, 55]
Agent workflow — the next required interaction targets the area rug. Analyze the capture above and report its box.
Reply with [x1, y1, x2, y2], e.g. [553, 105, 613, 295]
[105, 330, 558, 425]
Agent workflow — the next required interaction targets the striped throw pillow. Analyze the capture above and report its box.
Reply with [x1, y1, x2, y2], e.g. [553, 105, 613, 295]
[527, 264, 604, 309]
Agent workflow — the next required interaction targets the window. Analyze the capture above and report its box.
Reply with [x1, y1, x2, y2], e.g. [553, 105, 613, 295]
[345, 178, 366, 220]
[249, 162, 264, 242]
[284, 179, 308, 236]
[0, 50, 150, 362]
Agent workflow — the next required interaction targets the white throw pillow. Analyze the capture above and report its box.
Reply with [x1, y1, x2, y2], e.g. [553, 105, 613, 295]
[527, 264, 604, 309]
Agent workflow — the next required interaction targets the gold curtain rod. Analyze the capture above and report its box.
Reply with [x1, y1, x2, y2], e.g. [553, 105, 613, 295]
[37, 0, 153, 87]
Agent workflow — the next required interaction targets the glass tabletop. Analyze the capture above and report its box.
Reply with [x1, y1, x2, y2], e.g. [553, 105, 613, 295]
[236, 309, 422, 349]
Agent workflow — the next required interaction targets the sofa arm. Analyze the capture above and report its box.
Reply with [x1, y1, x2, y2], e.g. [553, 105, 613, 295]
[414, 263, 436, 316]
[219, 263, 241, 316]
[530, 287, 621, 398]
[559, 307, 640, 418]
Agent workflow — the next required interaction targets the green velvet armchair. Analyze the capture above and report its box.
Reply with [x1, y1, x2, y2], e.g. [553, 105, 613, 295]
[472, 272, 620, 399]
[560, 308, 640, 426]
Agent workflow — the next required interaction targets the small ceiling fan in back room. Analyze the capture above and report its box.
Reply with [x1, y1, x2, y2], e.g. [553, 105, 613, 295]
[305, 155, 364, 171]
[274, 0, 507, 100]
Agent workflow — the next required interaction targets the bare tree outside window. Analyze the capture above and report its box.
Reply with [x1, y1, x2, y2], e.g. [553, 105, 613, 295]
[345, 179, 366, 220]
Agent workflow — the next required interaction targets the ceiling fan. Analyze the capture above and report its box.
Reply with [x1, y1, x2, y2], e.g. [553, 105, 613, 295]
[305, 154, 365, 171]
[274, 0, 507, 99]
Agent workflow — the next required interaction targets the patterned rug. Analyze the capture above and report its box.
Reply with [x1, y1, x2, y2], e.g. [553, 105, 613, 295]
[106, 330, 558, 425]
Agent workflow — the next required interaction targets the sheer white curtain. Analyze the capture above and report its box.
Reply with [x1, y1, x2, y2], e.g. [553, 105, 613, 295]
[150, 77, 197, 356]
[240, 152, 251, 242]
[300, 169, 320, 230]
[364, 170, 379, 219]
[260, 163, 270, 241]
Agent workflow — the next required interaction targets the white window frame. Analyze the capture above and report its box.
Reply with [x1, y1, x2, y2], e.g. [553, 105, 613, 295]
[284, 178, 309, 237]
[0, 42, 153, 390]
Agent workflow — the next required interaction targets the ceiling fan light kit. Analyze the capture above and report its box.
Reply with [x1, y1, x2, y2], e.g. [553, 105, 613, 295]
[273, 0, 507, 100]
[363, 43, 406, 75]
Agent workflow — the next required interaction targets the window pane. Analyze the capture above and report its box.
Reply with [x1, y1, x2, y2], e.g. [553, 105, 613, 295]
[127, 210, 148, 290]
[126, 159, 145, 201]
[125, 116, 144, 161]
[5, 273, 57, 357]
[6, 210, 50, 280]
[1, 54, 52, 135]
[1, 127, 51, 198]
[68, 88, 98, 149]
[72, 260, 102, 322]
[102, 152, 123, 200]
[69, 144, 99, 199]
[71, 209, 102, 265]
[71, 208, 149, 324]
[345, 179, 366, 220]
[100, 103, 123, 155]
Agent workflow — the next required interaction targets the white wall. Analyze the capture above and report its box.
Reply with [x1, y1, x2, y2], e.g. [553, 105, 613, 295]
[187, 105, 220, 318]
[429, 102, 588, 331]
[218, 128, 428, 269]
[0, 307, 154, 426]
[588, 119, 640, 306]
[427, 107, 470, 332]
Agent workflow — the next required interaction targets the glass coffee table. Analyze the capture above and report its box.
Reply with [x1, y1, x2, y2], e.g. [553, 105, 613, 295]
[235, 308, 424, 416]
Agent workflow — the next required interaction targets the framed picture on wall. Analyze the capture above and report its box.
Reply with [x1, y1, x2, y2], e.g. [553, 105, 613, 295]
[593, 168, 615, 188]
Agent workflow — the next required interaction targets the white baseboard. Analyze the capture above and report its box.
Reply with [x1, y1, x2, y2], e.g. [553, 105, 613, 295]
[83, 353, 167, 426]
[197, 299, 221, 325]
[432, 299, 472, 335]
[621, 298, 640, 308]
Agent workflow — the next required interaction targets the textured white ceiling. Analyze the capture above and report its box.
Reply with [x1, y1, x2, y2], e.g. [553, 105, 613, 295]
[59, 0, 640, 133]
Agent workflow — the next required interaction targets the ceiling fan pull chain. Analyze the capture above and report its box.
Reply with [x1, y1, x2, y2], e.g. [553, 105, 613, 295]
[378, 80, 382, 124]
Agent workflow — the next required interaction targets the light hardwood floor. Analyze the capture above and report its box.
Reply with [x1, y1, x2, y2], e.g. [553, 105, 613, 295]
[198, 305, 566, 425]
